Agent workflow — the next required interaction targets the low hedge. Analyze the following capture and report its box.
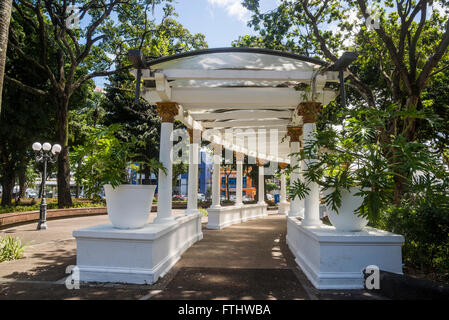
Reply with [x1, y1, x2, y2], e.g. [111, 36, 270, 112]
[0, 198, 105, 214]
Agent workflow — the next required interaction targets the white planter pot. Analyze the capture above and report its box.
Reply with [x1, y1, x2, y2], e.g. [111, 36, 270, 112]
[324, 187, 368, 232]
[104, 184, 156, 229]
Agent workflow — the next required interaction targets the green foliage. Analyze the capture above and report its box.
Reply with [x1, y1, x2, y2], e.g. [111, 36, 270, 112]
[172, 162, 188, 188]
[0, 8, 56, 205]
[237, 1, 449, 203]
[289, 103, 447, 223]
[6, 0, 208, 207]
[24, 165, 38, 191]
[265, 181, 278, 193]
[0, 236, 25, 263]
[198, 207, 208, 217]
[101, 72, 161, 163]
[69, 91, 106, 149]
[289, 179, 310, 204]
[71, 124, 166, 198]
[375, 200, 449, 279]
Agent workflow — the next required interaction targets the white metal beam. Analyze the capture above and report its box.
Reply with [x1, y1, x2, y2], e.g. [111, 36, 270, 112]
[203, 119, 291, 129]
[143, 87, 337, 108]
[186, 105, 294, 111]
[155, 72, 171, 101]
[149, 69, 342, 82]
[216, 128, 289, 134]
[190, 110, 292, 121]
[174, 105, 203, 131]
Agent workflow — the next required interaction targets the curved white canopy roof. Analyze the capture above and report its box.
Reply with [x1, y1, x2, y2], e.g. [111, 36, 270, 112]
[147, 47, 326, 70]
[133, 48, 345, 163]
[148, 48, 326, 89]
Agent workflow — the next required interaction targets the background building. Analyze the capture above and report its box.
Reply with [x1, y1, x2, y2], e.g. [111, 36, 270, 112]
[220, 168, 255, 200]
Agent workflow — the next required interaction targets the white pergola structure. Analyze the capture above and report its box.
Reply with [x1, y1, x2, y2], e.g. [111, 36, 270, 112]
[73, 48, 404, 289]
[133, 48, 341, 229]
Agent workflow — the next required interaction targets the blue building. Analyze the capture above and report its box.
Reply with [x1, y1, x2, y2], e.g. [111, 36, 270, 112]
[179, 151, 213, 198]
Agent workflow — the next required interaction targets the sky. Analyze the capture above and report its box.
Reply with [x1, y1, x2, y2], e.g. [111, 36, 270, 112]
[163, 0, 279, 48]
[88, 0, 448, 87]
[95, 0, 278, 87]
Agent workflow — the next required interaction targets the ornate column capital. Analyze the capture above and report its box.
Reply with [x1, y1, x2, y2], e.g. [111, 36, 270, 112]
[256, 158, 266, 167]
[156, 102, 179, 123]
[279, 162, 289, 170]
[287, 126, 303, 143]
[297, 102, 322, 124]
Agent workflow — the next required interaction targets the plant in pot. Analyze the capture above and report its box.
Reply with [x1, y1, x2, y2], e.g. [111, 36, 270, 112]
[72, 125, 166, 229]
[289, 124, 391, 231]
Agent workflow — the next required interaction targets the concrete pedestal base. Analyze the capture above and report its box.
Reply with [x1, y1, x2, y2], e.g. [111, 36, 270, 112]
[73, 213, 202, 284]
[206, 203, 267, 230]
[286, 217, 404, 289]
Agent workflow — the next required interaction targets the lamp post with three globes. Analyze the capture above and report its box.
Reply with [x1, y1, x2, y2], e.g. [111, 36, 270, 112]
[32, 142, 62, 230]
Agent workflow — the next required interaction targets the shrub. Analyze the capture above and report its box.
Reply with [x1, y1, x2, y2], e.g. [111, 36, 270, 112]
[0, 199, 106, 214]
[198, 208, 208, 217]
[221, 200, 235, 205]
[375, 204, 449, 281]
[71, 125, 165, 198]
[0, 236, 25, 262]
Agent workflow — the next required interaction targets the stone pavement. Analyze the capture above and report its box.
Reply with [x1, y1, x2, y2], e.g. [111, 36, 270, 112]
[0, 211, 385, 300]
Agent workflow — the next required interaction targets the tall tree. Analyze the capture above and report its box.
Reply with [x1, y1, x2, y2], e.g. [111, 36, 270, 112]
[5, 0, 205, 207]
[101, 72, 162, 183]
[239, 0, 449, 204]
[0, 7, 55, 206]
[0, 0, 12, 112]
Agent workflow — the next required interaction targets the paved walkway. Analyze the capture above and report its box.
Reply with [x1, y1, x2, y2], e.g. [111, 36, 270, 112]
[0, 212, 384, 300]
[152, 215, 310, 300]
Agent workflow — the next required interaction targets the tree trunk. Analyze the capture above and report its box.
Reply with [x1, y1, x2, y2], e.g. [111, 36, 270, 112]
[17, 168, 26, 202]
[1, 171, 14, 206]
[385, 95, 420, 206]
[75, 159, 81, 198]
[264, 178, 267, 201]
[75, 184, 80, 198]
[392, 162, 411, 206]
[142, 166, 151, 185]
[56, 96, 73, 208]
[0, 0, 12, 113]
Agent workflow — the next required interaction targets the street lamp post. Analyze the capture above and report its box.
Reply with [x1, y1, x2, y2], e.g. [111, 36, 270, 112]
[32, 142, 61, 230]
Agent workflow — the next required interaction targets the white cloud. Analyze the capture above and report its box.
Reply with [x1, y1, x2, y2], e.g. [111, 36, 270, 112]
[207, 0, 250, 22]
[432, 2, 448, 16]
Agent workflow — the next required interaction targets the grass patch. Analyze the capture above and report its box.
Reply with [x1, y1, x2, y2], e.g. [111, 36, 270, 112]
[0, 235, 25, 263]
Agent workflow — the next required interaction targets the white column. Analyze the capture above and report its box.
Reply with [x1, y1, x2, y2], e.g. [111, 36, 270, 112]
[302, 122, 322, 226]
[280, 171, 287, 203]
[257, 160, 265, 204]
[277, 165, 289, 215]
[288, 140, 304, 217]
[235, 152, 244, 206]
[154, 103, 178, 223]
[186, 129, 200, 214]
[211, 143, 222, 209]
